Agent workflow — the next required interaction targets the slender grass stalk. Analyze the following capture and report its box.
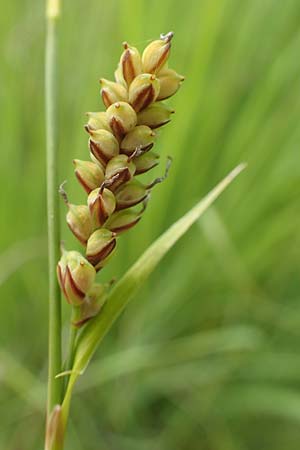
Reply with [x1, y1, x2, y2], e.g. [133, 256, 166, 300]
[63, 310, 78, 393]
[45, 0, 62, 418]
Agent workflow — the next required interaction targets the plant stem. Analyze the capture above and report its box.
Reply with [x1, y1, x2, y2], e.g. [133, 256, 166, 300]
[63, 310, 78, 393]
[45, 0, 62, 417]
[65, 325, 77, 375]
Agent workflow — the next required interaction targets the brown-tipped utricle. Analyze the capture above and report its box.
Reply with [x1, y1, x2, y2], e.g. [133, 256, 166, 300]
[105, 208, 142, 234]
[85, 111, 111, 133]
[105, 154, 136, 191]
[64, 266, 86, 304]
[128, 74, 160, 112]
[120, 125, 155, 156]
[157, 68, 184, 100]
[134, 151, 160, 175]
[86, 229, 117, 271]
[142, 32, 173, 74]
[100, 78, 128, 108]
[89, 129, 119, 166]
[137, 102, 174, 129]
[57, 251, 96, 306]
[115, 179, 148, 210]
[66, 204, 93, 245]
[88, 187, 116, 228]
[73, 159, 105, 194]
[120, 42, 142, 86]
[106, 102, 137, 141]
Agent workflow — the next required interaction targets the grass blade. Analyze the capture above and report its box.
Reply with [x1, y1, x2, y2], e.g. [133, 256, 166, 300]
[61, 163, 246, 419]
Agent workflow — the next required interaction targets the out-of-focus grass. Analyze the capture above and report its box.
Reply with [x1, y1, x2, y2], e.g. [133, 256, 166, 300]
[1, 0, 300, 449]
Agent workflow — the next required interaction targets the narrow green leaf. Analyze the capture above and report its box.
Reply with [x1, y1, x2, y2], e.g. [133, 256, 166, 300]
[62, 163, 246, 419]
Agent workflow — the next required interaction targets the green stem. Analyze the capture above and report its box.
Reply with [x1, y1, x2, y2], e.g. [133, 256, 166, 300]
[45, 0, 62, 418]
[65, 325, 77, 374]
[63, 310, 78, 393]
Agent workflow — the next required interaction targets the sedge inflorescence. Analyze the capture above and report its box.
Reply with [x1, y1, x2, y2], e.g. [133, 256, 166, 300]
[57, 32, 184, 326]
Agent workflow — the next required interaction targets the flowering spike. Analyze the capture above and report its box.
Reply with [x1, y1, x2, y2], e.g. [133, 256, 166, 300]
[57, 33, 183, 315]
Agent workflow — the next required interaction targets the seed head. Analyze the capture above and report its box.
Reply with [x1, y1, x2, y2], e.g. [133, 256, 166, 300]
[58, 32, 183, 312]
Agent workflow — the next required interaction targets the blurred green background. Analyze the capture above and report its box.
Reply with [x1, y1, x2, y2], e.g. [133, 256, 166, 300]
[1, 0, 300, 448]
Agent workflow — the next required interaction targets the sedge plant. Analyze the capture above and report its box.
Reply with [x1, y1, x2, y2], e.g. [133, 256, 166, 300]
[44, 1, 245, 448]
